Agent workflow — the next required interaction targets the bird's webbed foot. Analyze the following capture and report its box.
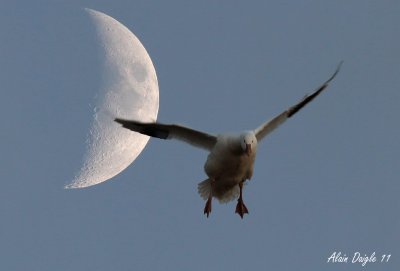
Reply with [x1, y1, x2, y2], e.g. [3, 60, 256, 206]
[235, 182, 249, 219]
[203, 197, 212, 217]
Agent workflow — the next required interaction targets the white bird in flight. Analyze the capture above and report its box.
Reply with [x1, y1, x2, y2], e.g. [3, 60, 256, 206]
[115, 63, 342, 218]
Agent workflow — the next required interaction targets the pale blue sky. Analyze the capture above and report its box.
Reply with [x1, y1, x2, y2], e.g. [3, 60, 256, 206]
[1, 1, 399, 270]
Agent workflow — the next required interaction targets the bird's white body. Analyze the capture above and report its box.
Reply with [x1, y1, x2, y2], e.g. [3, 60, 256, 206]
[199, 133, 257, 203]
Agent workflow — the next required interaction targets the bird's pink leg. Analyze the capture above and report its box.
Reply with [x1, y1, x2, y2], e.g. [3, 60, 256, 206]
[235, 181, 249, 219]
[203, 179, 214, 217]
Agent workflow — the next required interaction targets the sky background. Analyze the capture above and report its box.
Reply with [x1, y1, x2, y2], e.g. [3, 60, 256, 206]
[1, 1, 399, 270]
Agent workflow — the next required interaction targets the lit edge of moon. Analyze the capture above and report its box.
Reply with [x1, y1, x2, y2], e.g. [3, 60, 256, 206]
[65, 8, 159, 189]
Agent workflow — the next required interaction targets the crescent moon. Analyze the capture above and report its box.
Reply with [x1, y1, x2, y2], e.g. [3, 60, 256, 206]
[66, 9, 159, 188]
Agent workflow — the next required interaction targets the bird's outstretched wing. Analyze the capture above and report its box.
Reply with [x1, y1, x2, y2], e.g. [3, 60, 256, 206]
[254, 62, 342, 141]
[115, 119, 217, 151]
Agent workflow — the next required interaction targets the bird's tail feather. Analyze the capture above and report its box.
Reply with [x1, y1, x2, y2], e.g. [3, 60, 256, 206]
[197, 178, 211, 201]
[197, 178, 240, 203]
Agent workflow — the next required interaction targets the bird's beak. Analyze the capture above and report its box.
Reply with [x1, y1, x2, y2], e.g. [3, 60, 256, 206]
[246, 144, 252, 156]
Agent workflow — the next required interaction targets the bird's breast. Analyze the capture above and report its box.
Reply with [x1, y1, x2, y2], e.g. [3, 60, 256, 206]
[204, 149, 256, 181]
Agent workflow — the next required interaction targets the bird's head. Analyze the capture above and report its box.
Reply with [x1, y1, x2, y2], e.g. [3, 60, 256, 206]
[240, 132, 257, 156]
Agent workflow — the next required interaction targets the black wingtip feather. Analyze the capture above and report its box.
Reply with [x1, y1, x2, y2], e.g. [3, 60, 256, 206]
[141, 126, 169, 139]
[287, 61, 342, 118]
[114, 118, 170, 139]
[114, 118, 125, 125]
